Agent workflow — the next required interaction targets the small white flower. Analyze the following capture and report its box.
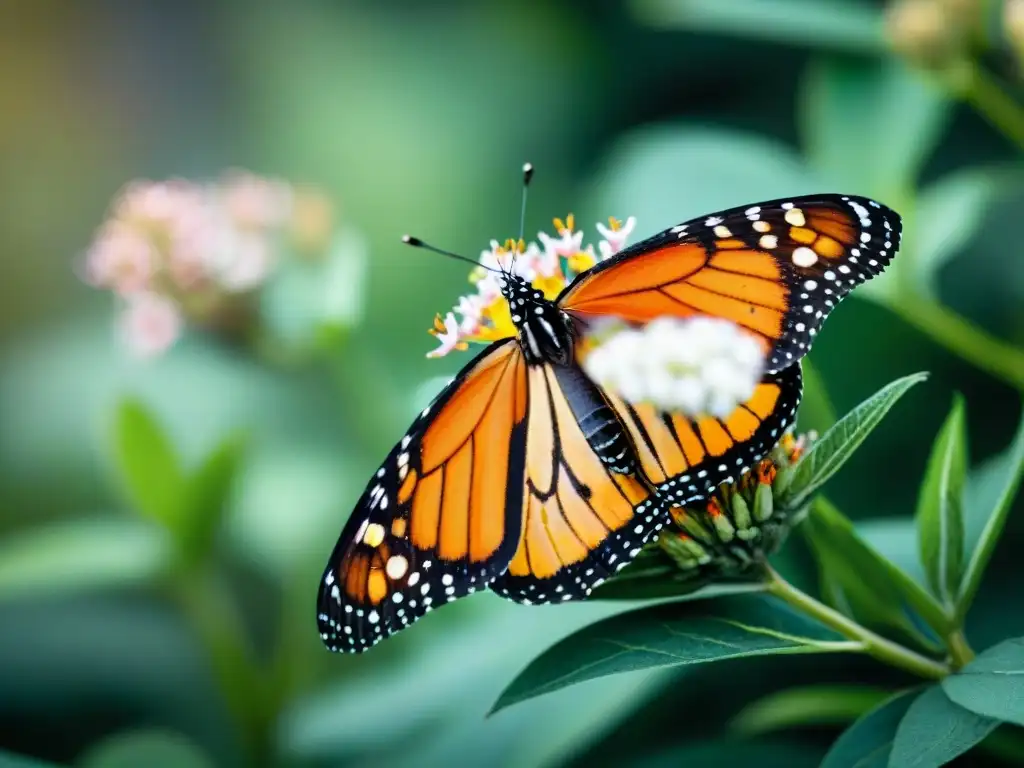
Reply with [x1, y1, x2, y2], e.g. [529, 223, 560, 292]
[538, 228, 584, 259]
[596, 216, 636, 260]
[427, 312, 465, 358]
[582, 316, 766, 418]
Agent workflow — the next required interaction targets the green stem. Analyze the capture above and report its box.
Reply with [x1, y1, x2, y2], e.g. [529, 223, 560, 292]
[958, 61, 1024, 151]
[947, 628, 976, 669]
[891, 294, 1024, 392]
[169, 566, 273, 765]
[763, 564, 950, 681]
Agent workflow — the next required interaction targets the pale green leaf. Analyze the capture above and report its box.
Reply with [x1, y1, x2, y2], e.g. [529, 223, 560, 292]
[632, 0, 885, 53]
[805, 498, 948, 641]
[785, 373, 929, 509]
[916, 395, 967, 609]
[802, 57, 950, 196]
[958, 406, 1024, 619]
[731, 685, 889, 737]
[79, 730, 215, 768]
[113, 398, 183, 530]
[0, 519, 172, 599]
[913, 170, 1003, 296]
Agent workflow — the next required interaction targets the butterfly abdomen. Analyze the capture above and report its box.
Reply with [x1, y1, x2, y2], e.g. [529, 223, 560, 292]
[551, 363, 638, 475]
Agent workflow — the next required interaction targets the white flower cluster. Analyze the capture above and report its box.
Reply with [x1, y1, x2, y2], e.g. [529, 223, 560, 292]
[428, 215, 637, 358]
[583, 316, 766, 418]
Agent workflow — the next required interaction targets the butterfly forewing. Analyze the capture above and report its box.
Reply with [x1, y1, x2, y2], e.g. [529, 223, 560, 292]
[558, 194, 901, 372]
[318, 339, 528, 652]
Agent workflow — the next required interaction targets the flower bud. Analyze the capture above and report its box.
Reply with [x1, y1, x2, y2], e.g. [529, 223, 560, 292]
[885, 0, 962, 68]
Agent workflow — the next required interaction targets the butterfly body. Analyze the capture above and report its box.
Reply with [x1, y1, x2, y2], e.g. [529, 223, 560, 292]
[500, 272, 576, 365]
[318, 193, 902, 653]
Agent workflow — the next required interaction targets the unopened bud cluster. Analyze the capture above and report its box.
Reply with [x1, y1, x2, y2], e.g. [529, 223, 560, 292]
[659, 431, 813, 579]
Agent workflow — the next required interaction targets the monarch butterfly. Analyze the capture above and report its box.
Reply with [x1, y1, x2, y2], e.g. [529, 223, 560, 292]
[318, 176, 901, 653]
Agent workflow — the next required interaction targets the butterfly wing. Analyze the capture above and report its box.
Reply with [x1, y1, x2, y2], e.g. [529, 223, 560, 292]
[318, 339, 528, 652]
[605, 363, 803, 502]
[489, 361, 666, 604]
[559, 194, 900, 372]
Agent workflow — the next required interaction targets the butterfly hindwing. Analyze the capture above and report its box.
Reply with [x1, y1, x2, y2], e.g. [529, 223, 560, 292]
[318, 339, 528, 652]
[604, 363, 803, 503]
[558, 194, 901, 372]
[489, 362, 668, 604]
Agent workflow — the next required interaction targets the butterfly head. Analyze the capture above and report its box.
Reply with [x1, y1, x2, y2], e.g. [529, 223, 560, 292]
[498, 270, 574, 366]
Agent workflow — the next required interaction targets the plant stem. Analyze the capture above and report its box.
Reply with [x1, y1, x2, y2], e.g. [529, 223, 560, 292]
[891, 294, 1024, 392]
[763, 564, 950, 681]
[947, 628, 976, 669]
[959, 61, 1024, 152]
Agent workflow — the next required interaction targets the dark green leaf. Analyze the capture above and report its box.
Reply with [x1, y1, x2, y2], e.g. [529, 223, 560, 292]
[113, 398, 184, 531]
[916, 395, 967, 609]
[491, 595, 855, 713]
[632, 0, 885, 53]
[802, 57, 950, 198]
[797, 357, 837, 435]
[785, 373, 928, 509]
[732, 685, 890, 737]
[591, 547, 763, 601]
[959, 406, 1024, 619]
[857, 518, 928, 589]
[913, 170, 1003, 297]
[178, 433, 247, 558]
[943, 637, 1024, 726]
[890, 686, 998, 768]
[627, 739, 824, 768]
[804, 498, 948, 643]
[820, 688, 918, 768]
[79, 730, 215, 768]
[0, 749, 61, 767]
[0, 519, 172, 599]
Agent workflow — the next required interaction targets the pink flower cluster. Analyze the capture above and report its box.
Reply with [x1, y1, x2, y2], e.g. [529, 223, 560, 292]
[82, 171, 295, 357]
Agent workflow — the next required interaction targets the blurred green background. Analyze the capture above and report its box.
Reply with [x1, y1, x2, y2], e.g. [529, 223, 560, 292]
[1, 1, 1023, 766]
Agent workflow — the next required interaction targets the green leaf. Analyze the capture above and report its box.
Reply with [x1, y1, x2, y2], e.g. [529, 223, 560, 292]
[916, 395, 967, 609]
[632, 0, 885, 53]
[785, 373, 929, 509]
[913, 170, 1003, 297]
[890, 685, 998, 768]
[732, 685, 890, 737]
[178, 433, 247, 558]
[0, 749, 61, 768]
[958, 407, 1024, 619]
[0, 519, 172, 599]
[802, 57, 950, 196]
[79, 730, 215, 768]
[820, 688, 919, 768]
[491, 595, 856, 714]
[804, 498, 948, 642]
[943, 637, 1024, 726]
[592, 127, 821, 237]
[591, 547, 763, 601]
[797, 357, 837, 435]
[113, 398, 184, 531]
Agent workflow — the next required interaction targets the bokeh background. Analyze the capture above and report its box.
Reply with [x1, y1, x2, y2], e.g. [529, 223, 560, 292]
[2, 1, 1023, 766]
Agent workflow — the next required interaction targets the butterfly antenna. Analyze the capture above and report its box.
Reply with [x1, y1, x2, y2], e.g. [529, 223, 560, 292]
[514, 162, 534, 271]
[401, 235, 499, 273]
